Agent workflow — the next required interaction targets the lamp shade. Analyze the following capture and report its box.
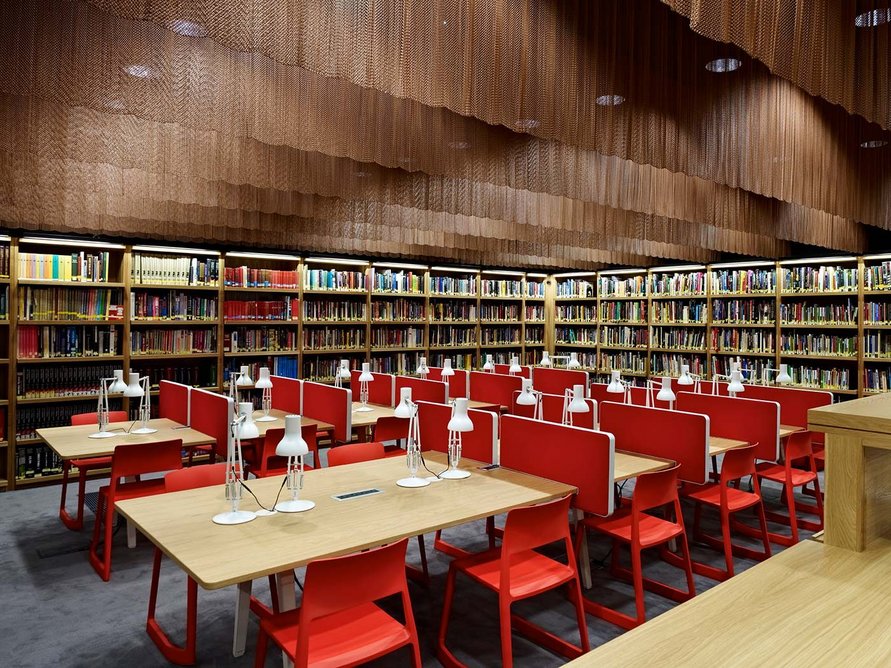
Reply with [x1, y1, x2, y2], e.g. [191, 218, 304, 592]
[540, 351, 552, 367]
[236, 365, 253, 386]
[358, 362, 374, 382]
[254, 367, 273, 390]
[677, 364, 694, 386]
[275, 415, 308, 457]
[447, 398, 474, 432]
[337, 359, 352, 379]
[728, 369, 745, 394]
[776, 363, 792, 384]
[441, 358, 455, 377]
[394, 387, 414, 418]
[566, 352, 581, 369]
[108, 369, 127, 393]
[416, 356, 429, 375]
[509, 356, 522, 374]
[568, 384, 589, 413]
[516, 378, 537, 406]
[237, 402, 260, 439]
[656, 376, 677, 403]
[483, 355, 494, 371]
[123, 372, 144, 398]
[606, 370, 624, 394]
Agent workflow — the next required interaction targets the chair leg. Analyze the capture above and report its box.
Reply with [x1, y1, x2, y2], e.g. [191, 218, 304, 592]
[436, 566, 462, 668]
[631, 545, 646, 626]
[570, 574, 591, 653]
[146, 547, 199, 665]
[253, 626, 269, 668]
[785, 482, 800, 544]
[721, 507, 735, 578]
[499, 596, 514, 668]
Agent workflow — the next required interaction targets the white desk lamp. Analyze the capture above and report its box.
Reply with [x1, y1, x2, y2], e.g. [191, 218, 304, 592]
[230, 365, 253, 403]
[89, 370, 127, 439]
[356, 362, 374, 412]
[606, 370, 632, 404]
[540, 351, 552, 367]
[334, 359, 351, 388]
[508, 356, 522, 376]
[562, 384, 590, 426]
[483, 355, 495, 372]
[441, 358, 455, 377]
[416, 356, 430, 379]
[212, 409, 256, 525]
[440, 398, 473, 480]
[395, 388, 429, 488]
[254, 367, 276, 422]
[646, 376, 677, 410]
[761, 364, 793, 385]
[236, 401, 260, 440]
[516, 377, 543, 420]
[728, 369, 746, 396]
[678, 364, 704, 393]
[566, 352, 582, 369]
[123, 372, 157, 434]
[274, 414, 316, 513]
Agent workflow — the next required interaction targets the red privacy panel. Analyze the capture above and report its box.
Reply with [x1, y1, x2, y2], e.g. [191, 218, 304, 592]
[735, 385, 832, 441]
[303, 381, 352, 442]
[511, 392, 597, 429]
[469, 371, 523, 409]
[589, 382, 672, 410]
[599, 402, 708, 484]
[677, 392, 780, 462]
[532, 367, 589, 396]
[190, 388, 233, 461]
[158, 380, 190, 425]
[350, 370, 395, 406]
[493, 363, 532, 378]
[395, 376, 448, 404]
[500, 415, 614, 517]
[416, 401, 498, 464]
[427, 367, 468, 399]
[270, 375, 302, 414]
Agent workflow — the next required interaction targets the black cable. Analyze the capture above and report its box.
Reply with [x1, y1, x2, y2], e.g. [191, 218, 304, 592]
[418, 452, 446, 480]
[239, 476, 287, 513]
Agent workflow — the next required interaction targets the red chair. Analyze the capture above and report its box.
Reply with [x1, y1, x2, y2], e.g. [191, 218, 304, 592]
[579, 465, 695, 629]
[89, 439, 184, 581]
[253, 539, 422, 668]
[753, 430, 823, 545]
[249, 426, 317, 478]
[326, 441, 428, 580]
[438, 496, 589, 667]
[147, 462, 228, 665]
[60, 411, 129, 530]
[372, 415, 410, 454]
[684, 444, 772, 581]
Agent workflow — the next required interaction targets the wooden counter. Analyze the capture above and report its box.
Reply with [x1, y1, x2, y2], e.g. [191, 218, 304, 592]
[809, 392, 891, 551]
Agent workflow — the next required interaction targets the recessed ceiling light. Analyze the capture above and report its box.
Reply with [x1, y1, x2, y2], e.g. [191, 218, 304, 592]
[855, 9, 891, 27]
[169, 19, 207, 37]
[514, 119, 540, 130]
[705, 58, 742, 73]
[354, 170, 371, 178]
[861, 139, 889, 148]
[448, 140, 470, 150]
[123, 64, 155, 79]
[595, 94, 625, 106]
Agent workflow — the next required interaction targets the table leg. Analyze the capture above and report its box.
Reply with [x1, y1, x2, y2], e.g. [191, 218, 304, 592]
[126, 521, 137, 549]
[233, 580, 253, 657]
[276, 571, 297, 668]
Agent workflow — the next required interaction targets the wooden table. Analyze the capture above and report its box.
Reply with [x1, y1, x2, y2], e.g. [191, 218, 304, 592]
[116, 451, 576, 658]
[567, 537, 891, 666]
[250, 409, 334, 438]
[779, 424, 803, 439]
[349, 401, 396, 429]
[708, 436, 749, 456]
[614, 451, 672, 481]
[809, 393, 891, 551]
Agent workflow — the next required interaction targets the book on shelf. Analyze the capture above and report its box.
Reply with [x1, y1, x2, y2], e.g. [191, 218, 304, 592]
[524, 303, 545, 321]
[0, 407, 6, 441]
[481, 279, 522, 298]
[430, 352, 475, 369]
[555, 279, 594, 299]
[18, 251, 112, 282]
[710, 327, 775, 354]
[863, 332, 891, 359]
[225, 327, 299, 353]
[17, 325, 119, 359]
[864, 301, 891, 326]
[302, 356, 365, 382]
[864, 367, 891, 392]
[303, 327, 365, 350]
[651, 300, 706, 323]
[598, 350, 646, 374]
[598, 300, 646, 323]
[131, 291, 218, 321]
[781, 265, 858, 293]
[303, 298, 366, 322]
[224, 265, 298, 289]
[599, 325, 648, 348]
[304, 268, 365, 291]
[779, 299, 857, 325]
[711, 356, 771, 380]
[370, 326, 424, 348]
[225, 357, 298, 381]
[651, 327, 706, 350]
[131, 328, 217, 356]
[524, 324, 545, 344]
[371, 352, 422, 375]
[864, 261, 891, 291]
[131, 361, 219, 389]
[132, 254, 219, 286]
[370, 298, 424, 321]
[0, 243, 10, 277]
[0, 285, 7, 319]
[480, 303, 520, 321]
[650, 353, 706, 377]
[525, 281, 546, 299]
[782, 364, 851, 391]
[480, 325, 521, 345]
[429, 275, 478, 295]
[16, 445, 64, 479]
[16, 362, 122, 399]
[555, 326, 597, 345]
[779, 333, 857, 357]
[369, 269, 424, 294]
[224, 298, 299, 321]
[710, 268, 776, 294]
[430, 301, 477, 321]
[599, 275, 645, 298]
[649, 271, 707, 296]
[710, 298, 774, 324]
[18, 287, 123, 321]
[15, 400, 111, 440]
[429, 325, 476, 347]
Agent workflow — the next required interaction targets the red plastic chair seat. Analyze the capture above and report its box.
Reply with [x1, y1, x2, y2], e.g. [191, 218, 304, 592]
[755, 462, 817, 487]
[584, 508, 684, 548]
[261, 602, 412, 668]
[456, 548, 576, 600]
[685, 483, 762, 513]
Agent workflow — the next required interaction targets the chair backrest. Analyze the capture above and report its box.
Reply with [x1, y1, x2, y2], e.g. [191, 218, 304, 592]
[190, 388, 233, 461]
[394, 375, 448, 404]
[350, 370, 395, 406]
[159, 380, 190, 425]
[493, 363, 531, 379]
[784, 430, 814, 463]
[71, 410, 128, 426]
[271, 375, 302, 414]
[532, 367, 589, 396]
[416, 401, 498, 464]
[720, 443, 758, 483]
[257, 425, 317, 475]
[468, 371, 523, 410]
[327, 442, 386, 467]
[372, 416, 410, 443]
[111, 440, 183, 480]
[501, 495, 574, 558]
[511, 391, 597, 429]
[165, 462, 228, 492]
[302, 381, 351, 442]
[632, 465, 680, 514]
[427, 366, 468, 399]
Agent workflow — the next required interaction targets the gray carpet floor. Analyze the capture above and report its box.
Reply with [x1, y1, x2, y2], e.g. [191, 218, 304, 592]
[0, 466, 818, 667]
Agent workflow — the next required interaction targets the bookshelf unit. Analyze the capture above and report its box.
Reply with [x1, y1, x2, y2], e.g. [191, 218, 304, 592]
[429, 266, 480, 369]
[369, 263, 427, 375]
[554, 272, 598, 372]
[479, 270, 524, 365]
[597, 269, 648, 378]
[523, 273, 547, 365]
[0, 235, 9, 489]
[649, 265, 708, 378]
[860, 255, 891, 394]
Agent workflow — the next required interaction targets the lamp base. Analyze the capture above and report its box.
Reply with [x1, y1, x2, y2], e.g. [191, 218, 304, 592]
[354, 406, 374, 413]
[88, 431, 117, 439]
[212, 510, 257, 525]
[396, 476, 430, 488]
[425, 475, 443, 482]
[275, 499, 315, 513]
[254, 509, 277, 517]
[440, 469, 471, 480]
[131, 426, 158, 435]
[255, 415, 277, 423]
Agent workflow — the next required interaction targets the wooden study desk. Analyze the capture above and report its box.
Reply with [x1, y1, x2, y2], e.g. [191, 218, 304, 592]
[809, 393, 891, 551]
[614, 451, 672, 481]
[779, 424, 803, 439]
[116, 451, 576, 658]
[568, 537, 891, 666]
[708, 436, 748, 456]
[249, 409, 334, 437]
[349, 401, 395, 428]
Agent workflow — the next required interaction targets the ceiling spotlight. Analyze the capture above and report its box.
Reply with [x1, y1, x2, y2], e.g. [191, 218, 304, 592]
[595, 94, 625, 106]
[514, 119, 540, 130]
[169, 19, 207, 37]
[448, 140, 470, 150]
[122, 64, 155, 79]
[354, 170, 371, 178]
[861, 139, 889, 148]
[705, 58, 742, 73]
[855, 9, 891, 27]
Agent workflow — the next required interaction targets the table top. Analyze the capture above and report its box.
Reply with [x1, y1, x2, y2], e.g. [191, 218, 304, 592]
[349, 402, 396, 428]
[708, 436, 749, 456]
[809, 391, 891, 436]
[613, 451, 673, 481]
[116, 451, 576, 590]
[38, 418, 215, 460]
[779, 424, 803, 439]
[567, 537, 891, 667]
[251, 409, 334, 437]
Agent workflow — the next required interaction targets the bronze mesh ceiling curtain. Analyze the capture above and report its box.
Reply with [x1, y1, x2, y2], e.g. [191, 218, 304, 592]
[0, 0, 887, 267]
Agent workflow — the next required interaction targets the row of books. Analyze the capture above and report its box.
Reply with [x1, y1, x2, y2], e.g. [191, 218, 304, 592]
[779, 333, 857, 357]
[370, 327, 424, 348]
[599, 301, 646, 323]
[132, 254, 220, 286]
[429, 326, 477, 347]
[130, 362, 219, 390]
[599, 275, 646, 298]
[555, 327, 597, 344]
[430, 276, 478, 296]
[863, 261, 891, 292]
[711, 328, 775, 353]
[302, 356, 365, 382]
[526, 304, 546, 321]
[304, 299, 366, 321]
[651, 301, 706, 323]
[480, 326, 522, 345]
[711, 299, 774, 324]
[224, 266, 299, 289]
[224, 358, 298, 383]
[16, 363, 120, 399]
[650, 353, 707, 376]
[649, 271, 707, 296]
[131, 329, 217, 356]
[224, 298, 300, 321]
[525, 325, 545, 344]
[370, 299, 424, 321]
[16, 445, 64, 480]
[863, 333, 891, 358]
[0, 407, 5, 441]
[526, 282, 546, 298]
[522, 350, 540, 365]
[430, 302, 477, 321]
[784, 365, 851, 390]
[19, 251, 113, 283]
[863, 301, 891, 325]
[303, 328, 365, 350]
[18, 287, 124, 321]
[303, 269, 365, 291]
[555, 279, 595, 299]
[599, 350, 646, 373]
[130, 291, 218, 321]
[369, 269, 424, 294]
[370, 352, 423, 375]
[0, 285, 6, 319]
[711, 269, 776, 294]
[600, 326, 648, 348]
[557, 304, 595, 321]
[479, 303, 520, 320]
[779, 300, 857, 325]
[711, 357, 770, 379]
[651, 327, 706, 350]
[429, 353, 475, 369]
[17, 325, 119, 359]
[0, 244, 9, 277]
[15, 400, 108, 440]
[225, 328, 299, 353]
[780, 266, 858, 293]
[481, 279, 522, 297]
[864, 368, 891, 391]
